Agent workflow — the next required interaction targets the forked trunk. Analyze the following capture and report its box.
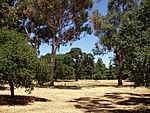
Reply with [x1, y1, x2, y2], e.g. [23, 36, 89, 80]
[49, 19, 62, 86]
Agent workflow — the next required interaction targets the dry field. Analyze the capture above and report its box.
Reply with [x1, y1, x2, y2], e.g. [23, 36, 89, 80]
[0, 80, 150, 113]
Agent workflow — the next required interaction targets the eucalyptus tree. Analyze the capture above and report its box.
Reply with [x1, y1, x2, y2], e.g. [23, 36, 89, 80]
[0, 29, 37, 97]
[27, 0, 93, 86]
[92, 0, 138, 86]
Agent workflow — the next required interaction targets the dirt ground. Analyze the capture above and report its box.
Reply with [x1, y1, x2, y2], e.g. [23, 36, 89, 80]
[0, 80, 150, 113]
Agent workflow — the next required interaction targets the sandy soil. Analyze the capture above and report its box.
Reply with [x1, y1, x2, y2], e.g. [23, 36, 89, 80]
[0, 80, 150, 113]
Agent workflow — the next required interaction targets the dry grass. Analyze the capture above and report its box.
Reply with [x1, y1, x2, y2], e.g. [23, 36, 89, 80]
[0, 80, 150, 113]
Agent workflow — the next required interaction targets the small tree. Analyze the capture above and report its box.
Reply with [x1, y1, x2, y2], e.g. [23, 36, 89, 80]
[66, 48, 83, 81]
[0, 29, 37, 97]
[34, 58, 51, 86]
[81, 53, 94, 79]
[93, 58, 107, 80]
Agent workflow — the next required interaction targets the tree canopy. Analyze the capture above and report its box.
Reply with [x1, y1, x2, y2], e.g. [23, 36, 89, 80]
[0, 29, 37, 97]
[92, 0, 150, 87]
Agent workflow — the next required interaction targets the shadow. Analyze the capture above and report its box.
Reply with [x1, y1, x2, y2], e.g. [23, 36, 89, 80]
[85, 109, 150, 113]
[117, 97, 150, 105]
[83, 84, 134, 88]
[53, 85, 82, 90]
[69, 96, 116, 112]
[0, 95, 51, 106]
[105, 92, 150, 97]
[104, 92, 150, 105]
[69, 92, 150, 113]
[104, 94, 124, 99]
[56, 80, 75, 82]
[0, 86, 9, 90]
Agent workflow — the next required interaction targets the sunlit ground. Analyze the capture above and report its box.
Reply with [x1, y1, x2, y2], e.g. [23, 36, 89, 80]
[0, 80, 150, 113]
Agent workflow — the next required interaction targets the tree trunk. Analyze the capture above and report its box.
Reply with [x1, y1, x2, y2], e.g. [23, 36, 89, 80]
[117, 70, 123, 86]
[54, 75, 57, 82]
[9, 81, 14, 97]
[50, 57, 55, 86]
[75, 74, 78, 81]
[117, 54, 124, 87]
[49, 19, 62, 86]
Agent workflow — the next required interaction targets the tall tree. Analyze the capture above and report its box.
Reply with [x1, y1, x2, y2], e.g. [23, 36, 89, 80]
[119, 0, 150, 87]
[27, 0, 93, 86]
[92, 0, 138, 86]
[0, 29, 37, 97]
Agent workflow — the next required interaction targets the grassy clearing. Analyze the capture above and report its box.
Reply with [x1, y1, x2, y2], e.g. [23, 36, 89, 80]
[0, 80, 150, 113]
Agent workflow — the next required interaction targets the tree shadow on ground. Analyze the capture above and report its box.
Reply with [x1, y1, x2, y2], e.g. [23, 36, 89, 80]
[0, 86, 9, 90]
[69, 92, 150, 113]
[85, 109, 150, 113]
[0, 95, 51, 106]
[104, 92, 150, 105]
[53, 85, 82, 90]
[56, 80, 75, 82]
[82, 84, 134, 88]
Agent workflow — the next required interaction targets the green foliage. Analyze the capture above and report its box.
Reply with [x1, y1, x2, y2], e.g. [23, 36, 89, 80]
[55, 64, 74, 80]
[93, 0, 150, 86]
[55, 54, 74, 80]
[0, 29, 37, 91]
[121, 1, 150, 87]
[34, 58, 51, 86]
[80, 53, 94, 79]
[66, 48, 83, 81]
[93, 58, 107, 80]
[105, 63, 117, 79]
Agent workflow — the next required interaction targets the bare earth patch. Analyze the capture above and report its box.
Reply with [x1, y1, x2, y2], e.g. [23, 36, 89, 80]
[0, 80, 150, 113]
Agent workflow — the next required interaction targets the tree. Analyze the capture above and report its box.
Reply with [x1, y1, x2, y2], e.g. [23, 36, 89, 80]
[34, 58, 51, 86]
[28, 0, 93, 86]
[92, 0, 138, 86]
[0, 29, 37, 97]
[106, 60, 116, 79]
[93, 58, 107, 80]
[54, 54, 74, 81]
[119, 0, 150, 87]
[81, 53, 94, 79]
[66, 48, 83, 81]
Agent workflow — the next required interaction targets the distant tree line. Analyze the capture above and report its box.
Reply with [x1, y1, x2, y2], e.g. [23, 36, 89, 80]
[38, 47, 117, 84]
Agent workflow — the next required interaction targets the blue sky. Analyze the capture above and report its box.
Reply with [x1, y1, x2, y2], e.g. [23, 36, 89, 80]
[39, 0, 114, 67]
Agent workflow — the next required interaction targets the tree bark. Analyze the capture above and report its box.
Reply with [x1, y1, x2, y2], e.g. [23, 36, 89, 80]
[49, 19, 62, 86]
[117, 54, 124, 87]
[75, 74, 78, 81]
[9, 81, 14, 97]
[117, 69, 123, 86]
[49, 54, 55, 86]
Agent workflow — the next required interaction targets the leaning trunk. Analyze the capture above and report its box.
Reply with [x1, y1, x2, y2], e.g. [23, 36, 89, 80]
[9, 81, 14, 97]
